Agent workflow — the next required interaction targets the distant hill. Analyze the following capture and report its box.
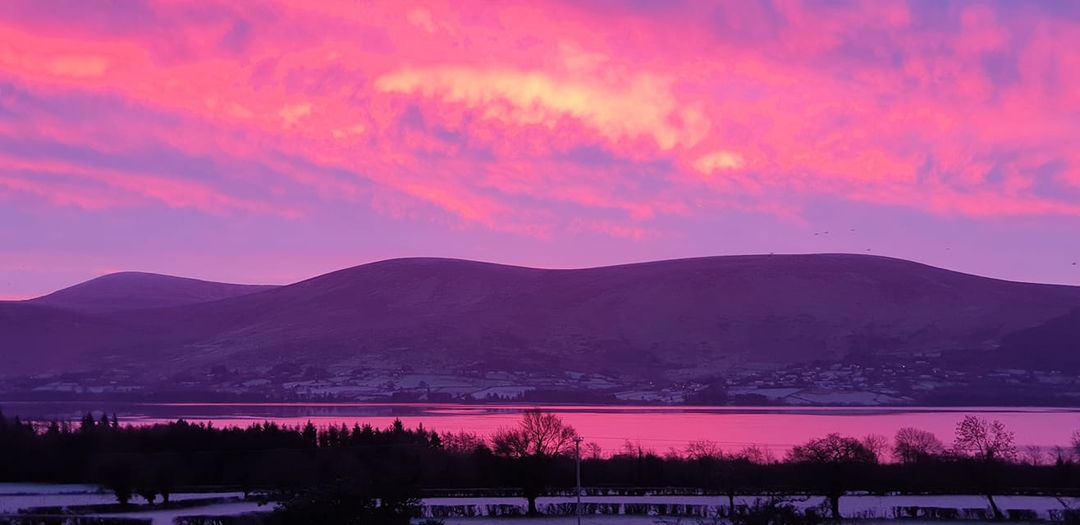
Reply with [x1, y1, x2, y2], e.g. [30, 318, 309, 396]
[28, 272, 278, 313]
[2, 254, 1080, 384]
[994, 308, 1080, 369]
[0, 301, 137, 375]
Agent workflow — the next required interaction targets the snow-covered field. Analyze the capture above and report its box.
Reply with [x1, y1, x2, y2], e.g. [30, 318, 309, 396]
[0, 483, 250, 521]
[0, 483, 101, 495]
[435, 518, 1035, 525]
[3, 484, 1078, 524]
[423, 494, 1080, 521]
[91, 501, 272, 525]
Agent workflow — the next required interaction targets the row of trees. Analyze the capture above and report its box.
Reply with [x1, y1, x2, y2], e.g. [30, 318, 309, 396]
[482, 412, 1045, 521]
[0, 409, 1077, 524]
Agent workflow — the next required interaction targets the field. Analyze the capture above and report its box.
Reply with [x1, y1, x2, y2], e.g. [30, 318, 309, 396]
[4, 484, 1080, 525]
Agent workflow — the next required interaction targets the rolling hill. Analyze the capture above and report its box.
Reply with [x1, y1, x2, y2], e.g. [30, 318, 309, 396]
[2, 254, 1080, 387]
[29, 272, 278, 313]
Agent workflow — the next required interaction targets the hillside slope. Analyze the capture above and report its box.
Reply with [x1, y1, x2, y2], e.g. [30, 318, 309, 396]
[3, 254, 1080, 381]
[29, 272, 278, 313]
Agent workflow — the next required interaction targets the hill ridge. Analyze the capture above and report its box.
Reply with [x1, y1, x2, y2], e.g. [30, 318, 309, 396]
[29, 271, 278, 313]
[3, 254, 1080, 404]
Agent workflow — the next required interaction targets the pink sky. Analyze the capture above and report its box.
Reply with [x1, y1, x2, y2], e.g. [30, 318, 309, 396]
[1, 0, 1078, 298]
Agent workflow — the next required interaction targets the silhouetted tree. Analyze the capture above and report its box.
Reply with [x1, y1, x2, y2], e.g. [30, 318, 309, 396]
[894, 427, 945, 463]
[301, 421, 318, 448]
[861, 434, 890, 463]
[718, 455, 758, 516]
[685, 439, 724, 461]
[3, 407, 1080, 516]
[101, 457, 136, 506]
[441, 431, 486, 455]
[491, 410, 578, 515]
[954, 416, 1016, 462]
[953, 415, 1016, 520]
[1069, 429, 1080, 459]
[136, 485, 157, 505]
[788, 434, 877, 520]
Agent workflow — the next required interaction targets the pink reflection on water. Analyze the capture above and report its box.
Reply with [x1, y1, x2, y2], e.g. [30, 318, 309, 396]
[117, 404, 1080, 456]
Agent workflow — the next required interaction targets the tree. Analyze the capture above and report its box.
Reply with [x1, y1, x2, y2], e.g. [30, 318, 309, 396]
[735, 444, 775, 465]
[79, 413, 97, 434]
[584, 442, 603, 460]
[441, 431, 486, 455]
[101, 457, 135, 506]
[788, 434, 877, 465]
[1070, 429, 1080, 458]
[953, 416, 1016, 462]
[155, 454, 181, 504]
[716, 456, 757, 517]
[893, 427, 945, 463]
[953, 416, 1016, 520]
[1022, 445, 1045, 466]
[136, 485, 157, 505]
[492, 410, 578, 458]
[861, 434, 890, 463]
[686, 440, 724, 461]
[788, 434, 877, 520]
[302, 421, 318, 448]
[491, 410, 578, 515]
[684, 440, 726, 510]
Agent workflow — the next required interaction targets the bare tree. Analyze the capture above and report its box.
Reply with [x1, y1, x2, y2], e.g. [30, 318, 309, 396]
[584, 441, 603, 460]
[953, 415, 1016, 462]
[953, 415, 1016, 520]
[788, 434, 878, 464]
[893, 427, 945, 463]
[686, 439, 724, 461]
[1071, 429, 1080, 457]
[492, 410, 578, 458]
[491, 410, 579, 515]
[1022, 445, 1045, 466]
[618, 440, 653, 459]
[788, 434, 877, 520]
[734, 444, 775, 465]
[1052, 445, 1074, 466]
[861, 434, 890, 463]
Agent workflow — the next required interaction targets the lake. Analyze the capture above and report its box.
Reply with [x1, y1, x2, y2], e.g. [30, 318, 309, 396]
[1, 402, 1076, 455]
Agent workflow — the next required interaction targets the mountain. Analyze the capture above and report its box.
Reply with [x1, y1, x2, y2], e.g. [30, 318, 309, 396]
[2, 254, 1080, 401]
[994, 307, 1080, 369]
[28, 272, 278, 313]
[0, 301, 139, 375]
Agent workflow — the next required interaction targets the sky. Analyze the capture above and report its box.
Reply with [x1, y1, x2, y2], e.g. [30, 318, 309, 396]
[0, 0, 1078, 298]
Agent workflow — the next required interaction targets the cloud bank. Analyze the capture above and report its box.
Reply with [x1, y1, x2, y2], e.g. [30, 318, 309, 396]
[0, 0, 1078, 294]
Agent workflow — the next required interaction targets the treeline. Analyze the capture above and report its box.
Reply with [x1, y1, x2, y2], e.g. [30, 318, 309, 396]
[1, 410, 1079, 523]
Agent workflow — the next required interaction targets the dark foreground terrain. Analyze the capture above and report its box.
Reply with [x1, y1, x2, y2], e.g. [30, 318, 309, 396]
[1, 410, 1079, 524]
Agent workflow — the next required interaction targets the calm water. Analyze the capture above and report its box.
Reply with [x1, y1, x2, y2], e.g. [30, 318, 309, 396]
[2, 402, 1077, 454]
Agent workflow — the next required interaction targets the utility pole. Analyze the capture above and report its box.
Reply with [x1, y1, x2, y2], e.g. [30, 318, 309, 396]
[575, 436, 583, 525]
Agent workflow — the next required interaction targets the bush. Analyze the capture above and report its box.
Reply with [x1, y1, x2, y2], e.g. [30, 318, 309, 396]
[730, 498, 821, 525]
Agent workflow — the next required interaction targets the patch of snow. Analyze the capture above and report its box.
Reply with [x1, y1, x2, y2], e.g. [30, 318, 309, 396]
[93, 500, 273, 525]
[0, 483, 100, 495]
[471, 386, 533, 400]
[0, 490, 245, 514]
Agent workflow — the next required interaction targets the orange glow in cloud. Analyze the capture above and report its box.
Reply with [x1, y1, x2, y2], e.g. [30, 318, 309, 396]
[375, 66, 709, 151]
[0, 0, 1077, 237]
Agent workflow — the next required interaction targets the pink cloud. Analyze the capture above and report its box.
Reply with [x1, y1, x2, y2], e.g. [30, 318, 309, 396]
[0, 0, 1076, 239]
[375, 66, 709, 151]
[0, 154, 288, 216]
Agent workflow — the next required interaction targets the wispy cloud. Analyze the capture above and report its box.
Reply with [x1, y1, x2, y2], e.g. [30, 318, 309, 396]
[0, 0, 1078, 293]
